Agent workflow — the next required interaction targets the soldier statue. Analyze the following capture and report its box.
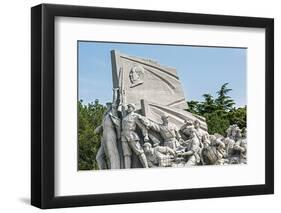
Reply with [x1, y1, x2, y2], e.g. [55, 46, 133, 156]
[180, 119, 207, 145]
[95, 102, 121, 169]
[234, 128, 247, 164]
[193, 119, 207, 143]
[121, 103, 149, 169]
[177, 127, 201, 166]
[143, 143, 176, 167]
[143, 114, 183, 150]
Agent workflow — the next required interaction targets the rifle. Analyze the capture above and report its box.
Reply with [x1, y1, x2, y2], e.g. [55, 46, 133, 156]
[118, 67, 126, 116]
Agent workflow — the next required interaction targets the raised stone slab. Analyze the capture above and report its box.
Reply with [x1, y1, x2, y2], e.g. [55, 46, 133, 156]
[111, 50, 207, 131]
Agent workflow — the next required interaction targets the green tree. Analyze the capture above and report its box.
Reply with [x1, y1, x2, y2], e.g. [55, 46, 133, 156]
[78, 99, 106, 170]
[200, 94, 217, 114]
[186, 83, 246, 136]
[204, 111, 230, 135]
[187, 100, 200, 114]
[228, 106, 247, 130]
[215, 83, 235, 111]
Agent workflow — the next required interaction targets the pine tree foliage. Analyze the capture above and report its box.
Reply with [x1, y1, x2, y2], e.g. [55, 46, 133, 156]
[78, 99, 106, 170]
[187, 83, 246, 135]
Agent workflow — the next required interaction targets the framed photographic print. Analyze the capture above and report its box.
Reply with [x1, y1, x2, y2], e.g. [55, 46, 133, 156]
[31, 3, 274, 209]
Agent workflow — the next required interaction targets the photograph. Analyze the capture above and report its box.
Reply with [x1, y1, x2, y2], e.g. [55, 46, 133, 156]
[0, 0, 278, 211]
[78, 41, 247, 170]
[29, 3, 274, 209]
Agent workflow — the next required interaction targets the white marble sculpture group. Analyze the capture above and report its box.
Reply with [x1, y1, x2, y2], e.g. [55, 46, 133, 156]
[94, 50, 247, 169]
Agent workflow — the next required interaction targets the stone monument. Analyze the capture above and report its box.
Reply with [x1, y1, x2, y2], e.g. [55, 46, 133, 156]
[94, 50, 247, 169]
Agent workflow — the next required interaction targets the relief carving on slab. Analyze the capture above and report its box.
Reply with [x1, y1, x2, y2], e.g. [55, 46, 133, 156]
[129, 65, 144, 88]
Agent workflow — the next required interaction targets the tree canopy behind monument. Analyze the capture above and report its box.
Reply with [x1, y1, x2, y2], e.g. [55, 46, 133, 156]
[78, 99, 106, 170]
[187, 83, 246, 135]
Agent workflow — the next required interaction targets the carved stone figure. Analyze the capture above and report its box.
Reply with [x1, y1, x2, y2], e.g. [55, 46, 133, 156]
[180, 119, 194, 139]
[193, 119, 207, 142]
[143, 143, 176, 167]
[213, 138, 226, 165]
[200, 134, 227, 165]
[235, 128, 242, 141]
[121, 103, 149, 168]
[234, 128, 247, 164]
[144, 114, 183, 150]
[224, 137, 236, 159]
[95, 102, 121, 169]
[180, 119, 208, 143]
[224, 125, 245, 164]
[95, 125, 107, 169]
[129, 65, 144, 87]
[200, 135, 213, 165]
[226, 124, 240, 141]
[178, 127, 201, 166]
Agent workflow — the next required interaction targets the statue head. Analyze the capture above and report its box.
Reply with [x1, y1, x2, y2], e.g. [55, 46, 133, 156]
[127, 103, 136, 113]
[184, 119, 193, 126]
[189, 127, 197, 137]
[224, 138, 234, 148]
[129, 65, 144, 85]
[161, 114, 169, 125]
[216, 138, 225, 149]
[241, 139, 247, 147]
[209, 135, 217, 144]
[231, 126, 238, 137]
[236, 128, 242, 140]
[105, 102, 112, 111]
[193, 119, 200, 129]
[143, 142, 153, 154]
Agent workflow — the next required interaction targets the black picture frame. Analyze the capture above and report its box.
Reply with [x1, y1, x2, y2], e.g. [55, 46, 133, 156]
[31, 3, 274, 209]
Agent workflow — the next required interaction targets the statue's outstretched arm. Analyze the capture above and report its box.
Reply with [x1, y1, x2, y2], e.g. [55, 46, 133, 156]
[94, 125, 103, 135]
[146, 119, 161, 133]
[135, 118, 149, 139]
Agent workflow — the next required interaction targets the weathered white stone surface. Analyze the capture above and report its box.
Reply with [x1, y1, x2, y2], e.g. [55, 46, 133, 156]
[111, 50, 207, 131]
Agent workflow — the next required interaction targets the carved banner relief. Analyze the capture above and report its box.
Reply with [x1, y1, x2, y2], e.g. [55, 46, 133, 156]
[111, 50, 207, 131]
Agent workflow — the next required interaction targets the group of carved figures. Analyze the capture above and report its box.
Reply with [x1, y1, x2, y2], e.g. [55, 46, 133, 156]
[95, 102, 247, 170]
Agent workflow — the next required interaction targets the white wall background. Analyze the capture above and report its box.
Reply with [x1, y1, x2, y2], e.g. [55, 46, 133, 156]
[0, 0, 279, 212]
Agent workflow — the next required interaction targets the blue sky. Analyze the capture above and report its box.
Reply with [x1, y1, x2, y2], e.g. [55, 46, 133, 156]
[78, 41, 246, 107]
